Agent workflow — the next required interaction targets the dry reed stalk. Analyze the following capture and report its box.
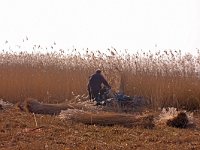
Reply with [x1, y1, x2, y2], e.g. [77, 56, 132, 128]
[32, 113, 38, 127]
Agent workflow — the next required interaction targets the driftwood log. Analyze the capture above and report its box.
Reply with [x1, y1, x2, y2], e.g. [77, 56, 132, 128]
[18, 98, 74, 115]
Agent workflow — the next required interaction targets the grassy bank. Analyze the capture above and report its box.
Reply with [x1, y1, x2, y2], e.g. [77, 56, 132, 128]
[0, 49, 200, 110]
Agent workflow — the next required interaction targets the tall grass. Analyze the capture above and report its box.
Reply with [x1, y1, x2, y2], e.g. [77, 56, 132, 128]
[0, 47, 200, 110]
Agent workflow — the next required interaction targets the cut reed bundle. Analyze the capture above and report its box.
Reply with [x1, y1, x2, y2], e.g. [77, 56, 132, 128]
[18, 98, 74, 115]
[60, 110, 155, 128]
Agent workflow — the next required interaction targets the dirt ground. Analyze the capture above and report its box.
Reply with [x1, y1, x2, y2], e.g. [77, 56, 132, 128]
[1, 106, 200, 150]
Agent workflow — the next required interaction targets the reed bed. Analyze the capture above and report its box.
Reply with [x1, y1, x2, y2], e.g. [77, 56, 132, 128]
[0, 47, 200, 110]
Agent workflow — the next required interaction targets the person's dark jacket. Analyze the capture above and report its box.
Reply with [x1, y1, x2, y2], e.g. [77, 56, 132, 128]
[88, 73, 110, 92]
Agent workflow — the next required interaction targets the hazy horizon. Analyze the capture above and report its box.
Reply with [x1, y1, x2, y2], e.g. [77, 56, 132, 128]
[0, 0, 199, 55]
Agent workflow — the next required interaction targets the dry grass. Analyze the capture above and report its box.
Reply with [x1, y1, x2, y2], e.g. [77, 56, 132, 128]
[0, 48, 200, 110]
[1, 108, 200, 150]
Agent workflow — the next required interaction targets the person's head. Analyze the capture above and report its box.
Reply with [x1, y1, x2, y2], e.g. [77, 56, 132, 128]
[96, 69, 101, 74]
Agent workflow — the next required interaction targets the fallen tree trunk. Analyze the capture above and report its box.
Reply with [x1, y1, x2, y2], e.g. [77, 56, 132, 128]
[18, 98, 74, 115]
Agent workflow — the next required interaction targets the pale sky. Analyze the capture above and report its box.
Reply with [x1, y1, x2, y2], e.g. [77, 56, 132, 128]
[0, 0, 199, 54]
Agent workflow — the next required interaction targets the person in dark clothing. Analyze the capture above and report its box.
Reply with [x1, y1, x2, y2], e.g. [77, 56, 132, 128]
[87, 69, 111, 104]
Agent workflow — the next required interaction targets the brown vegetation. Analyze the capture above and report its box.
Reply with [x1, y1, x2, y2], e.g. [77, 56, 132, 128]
[17, 98, 74, 115]
[61, 110, 155, 129]
[1, 108, 200, 150]
[1, 48, 200, 149]
[1, 49, 200, 110]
